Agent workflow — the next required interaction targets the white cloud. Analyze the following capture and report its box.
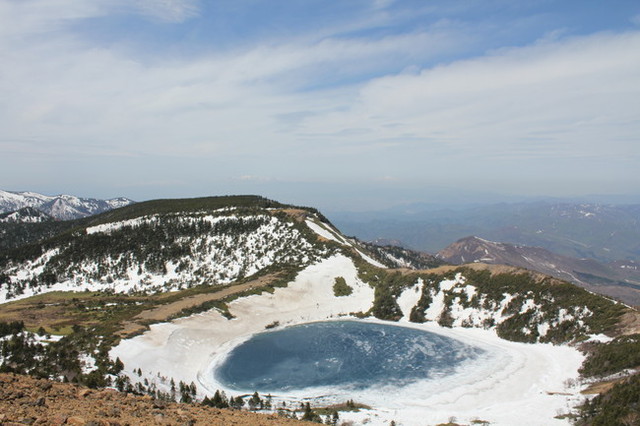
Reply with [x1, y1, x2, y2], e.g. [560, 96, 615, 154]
[133, 0, 200, 23]
[0, 5, 471, 162]
[295, 31, 640, 163]
[0, 0, 199, 40]
[0, 1, 106, 38]
[0, 1, 638, 197]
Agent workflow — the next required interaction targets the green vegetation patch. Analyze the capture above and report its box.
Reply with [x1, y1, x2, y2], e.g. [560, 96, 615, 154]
[333, 276, 353, 297]
[355, 258, 626, 344]
[90, 195, 284, 225]
[580, 334, 640, 378]
[576, 373, 640, 425]
[355, 258, 418, 321]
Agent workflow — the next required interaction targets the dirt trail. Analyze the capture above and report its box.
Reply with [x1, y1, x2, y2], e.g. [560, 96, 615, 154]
[118, 274, 279, 337]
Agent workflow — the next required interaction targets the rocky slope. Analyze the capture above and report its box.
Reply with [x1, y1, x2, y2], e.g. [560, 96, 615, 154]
[0, 189, 134, 220]
[0, 373, 305, 425]
[437, 236, 640, 306]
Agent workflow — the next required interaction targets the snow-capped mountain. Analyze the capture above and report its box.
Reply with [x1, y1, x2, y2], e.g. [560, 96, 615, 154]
[0, 207, 53, 224]
[0, 190, 135, 220]
[437, 236, 640, 305]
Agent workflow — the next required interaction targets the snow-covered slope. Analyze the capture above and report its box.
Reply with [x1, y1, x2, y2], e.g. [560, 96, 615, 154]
[0, 207, 53, 223]
[0, 190, 134, 220]
[0, 207, 337, 303]
[304, 217, 386, 267]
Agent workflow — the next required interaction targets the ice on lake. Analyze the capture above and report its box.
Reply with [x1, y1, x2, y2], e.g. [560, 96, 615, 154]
[214, 320, 485, 392]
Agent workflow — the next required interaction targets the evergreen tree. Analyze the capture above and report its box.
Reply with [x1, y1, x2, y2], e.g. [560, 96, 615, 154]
[210, 390, 229, 408]
[112, 357, 124, 374]
[248, 391, 261, 410]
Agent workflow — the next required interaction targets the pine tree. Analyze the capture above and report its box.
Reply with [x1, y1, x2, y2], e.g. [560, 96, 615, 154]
[248, 391, 261, 410]
[112, 357, 124, 374]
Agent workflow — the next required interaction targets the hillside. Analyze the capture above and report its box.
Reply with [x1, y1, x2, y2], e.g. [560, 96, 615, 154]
[0, 372, 305, 425]
[358, 261, 626, 344]
[0, 195, 387, 304]
[437, 236, 640, 306]
[0, 197, 324, 302]
[359, 241, 444, 270]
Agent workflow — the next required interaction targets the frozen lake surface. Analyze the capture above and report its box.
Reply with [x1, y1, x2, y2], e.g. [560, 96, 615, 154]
[214, 320, 485, 392]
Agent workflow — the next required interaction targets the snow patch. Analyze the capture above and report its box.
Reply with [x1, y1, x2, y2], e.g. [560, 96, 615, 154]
[305, 219, 385, 267]
[396, 280, 422, 321]
[586, 334, 614, 343]
[79, 352, 98, 374]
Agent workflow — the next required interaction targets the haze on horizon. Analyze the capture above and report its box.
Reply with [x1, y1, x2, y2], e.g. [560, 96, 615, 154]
[1, 0, 639, 211]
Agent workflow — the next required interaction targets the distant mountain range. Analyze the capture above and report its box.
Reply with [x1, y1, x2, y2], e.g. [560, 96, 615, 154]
[0, 207, 53, 223]
[0, 190, 134, 221]
[330, 201, 640, 263]
[437, 236, 640, 306]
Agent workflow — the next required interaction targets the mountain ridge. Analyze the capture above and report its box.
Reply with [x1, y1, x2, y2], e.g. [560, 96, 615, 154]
[0, 189, 135, 221]
[331, 201, 640, 263]
[0, 207, 53, 224]
[437, 236, 640, 306]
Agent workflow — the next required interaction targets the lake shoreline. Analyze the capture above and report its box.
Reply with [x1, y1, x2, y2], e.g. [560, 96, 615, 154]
[111, 255, 585, 425]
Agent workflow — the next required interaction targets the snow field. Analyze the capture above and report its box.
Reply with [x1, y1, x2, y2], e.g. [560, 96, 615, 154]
[111, 255, 587, 426]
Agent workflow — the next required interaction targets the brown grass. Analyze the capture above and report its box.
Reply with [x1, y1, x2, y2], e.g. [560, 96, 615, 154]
[394, 262, 564, 284]
[0, 273, 285, 338]
[0, 291, 147, 334]
[581, 378, 625, 395]
[278, 208, 309, 222]
[613, 309, 640, 336]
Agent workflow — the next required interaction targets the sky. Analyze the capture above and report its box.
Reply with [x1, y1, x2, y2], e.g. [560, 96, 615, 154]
[1, 0, 639, 211]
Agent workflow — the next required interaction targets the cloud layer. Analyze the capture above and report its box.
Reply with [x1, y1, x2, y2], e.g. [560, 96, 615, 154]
[1, 0, 638, 206]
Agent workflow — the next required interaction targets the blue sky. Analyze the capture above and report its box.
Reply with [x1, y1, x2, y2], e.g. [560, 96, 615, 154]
[1, 0, 639, 210]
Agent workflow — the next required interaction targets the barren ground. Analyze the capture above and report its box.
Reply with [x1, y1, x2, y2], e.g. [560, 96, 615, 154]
[0, 373, 306, 425]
